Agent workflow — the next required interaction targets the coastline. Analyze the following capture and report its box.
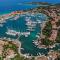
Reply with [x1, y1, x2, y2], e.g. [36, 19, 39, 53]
[0, 37, 21, 53]
[32, 6, 60, 50]
[0, 4, 60, 59]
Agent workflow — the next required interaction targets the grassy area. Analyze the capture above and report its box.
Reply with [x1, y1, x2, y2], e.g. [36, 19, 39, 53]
[3, 43, 18, 53]
[41, 38, 54, 46]
[10, 54, 24, 60]
[11, 54, 35, 60]
[0, 56, 3, 60]
[42, 21, 52, 37]
[1, 40, 35, 60]
[2, 42, 18, 58]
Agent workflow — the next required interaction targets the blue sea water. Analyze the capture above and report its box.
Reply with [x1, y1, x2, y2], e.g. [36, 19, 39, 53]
[0, 4, 39, 14]
[0, 4, 60, 56]
[0, 0, 59, 5]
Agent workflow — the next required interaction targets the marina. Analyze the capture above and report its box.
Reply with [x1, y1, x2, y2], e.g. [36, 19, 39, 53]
[0, 4, 60, 57]
[0, 12, 49, 56]
[0, 12, 60, 56]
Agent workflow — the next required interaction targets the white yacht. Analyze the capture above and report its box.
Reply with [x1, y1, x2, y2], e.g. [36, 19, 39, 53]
[26, 21, 32, 26]
[25, 16, 31, 21]
[37, 20, 42, 24]
[6, 29, 20, 36]
[26, 28, 34, 31]
[32, 40, 38, 46]
[36, 35, 40, 38]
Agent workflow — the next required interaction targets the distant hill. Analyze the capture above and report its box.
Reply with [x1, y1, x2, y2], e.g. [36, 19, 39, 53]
[24, 2, 51, 5]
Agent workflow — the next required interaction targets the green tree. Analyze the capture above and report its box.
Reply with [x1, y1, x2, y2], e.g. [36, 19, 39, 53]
[42, 21, 52, 37]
